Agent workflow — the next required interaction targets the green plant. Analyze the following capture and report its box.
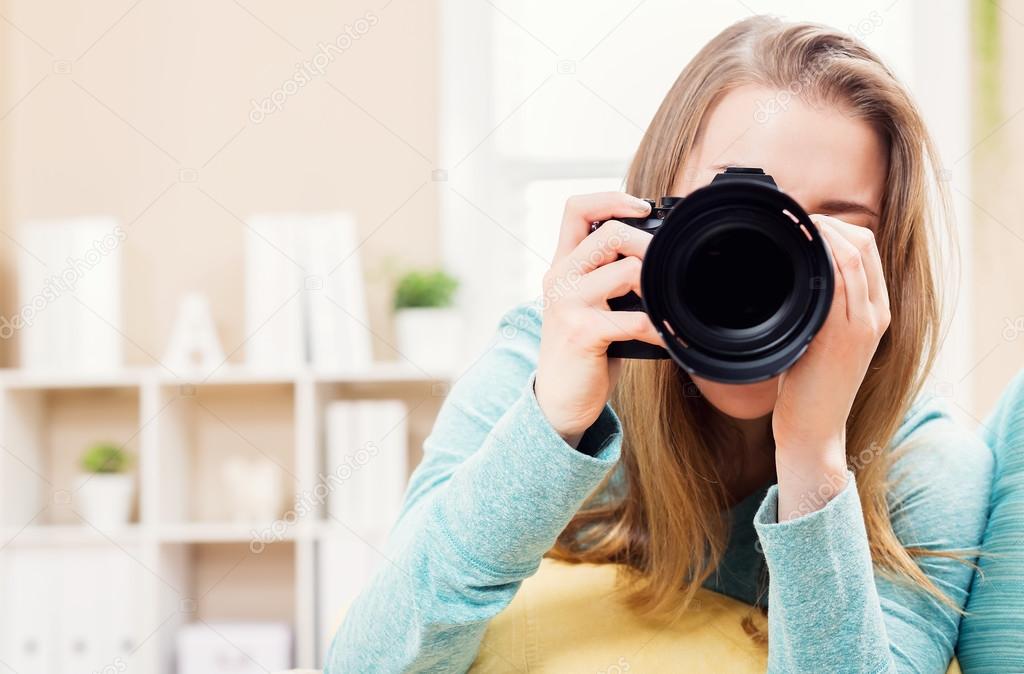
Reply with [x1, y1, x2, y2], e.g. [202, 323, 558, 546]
[394, 269, 459, 309]
[81, 443, 131, 474]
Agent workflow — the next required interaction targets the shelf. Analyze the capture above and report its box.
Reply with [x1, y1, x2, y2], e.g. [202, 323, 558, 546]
[156, 363, 453, 386]
[0, 386, 143, 528]
[179, 541, 297, 623]
[157, 521, 311, 544]
[0, 363, 452, 391]
[0, 521, 390, 547]
[312, 362, 454, 384]
[154, 383, 296, 526]
[156, 367, 301, 388]
[0, 368, 146, 390]
[0, 523, 145, 547]
[0, 358, 451, 672]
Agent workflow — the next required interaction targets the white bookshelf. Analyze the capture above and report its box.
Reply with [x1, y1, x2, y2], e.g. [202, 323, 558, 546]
[0, 364, 450, 673]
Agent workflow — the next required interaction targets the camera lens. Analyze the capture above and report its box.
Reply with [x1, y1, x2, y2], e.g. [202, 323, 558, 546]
[640, 177, 833, 383]
[682, 227, 794, 331]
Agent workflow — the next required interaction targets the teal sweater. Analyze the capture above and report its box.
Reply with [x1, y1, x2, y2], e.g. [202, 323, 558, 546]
[325, 301, 993, 673]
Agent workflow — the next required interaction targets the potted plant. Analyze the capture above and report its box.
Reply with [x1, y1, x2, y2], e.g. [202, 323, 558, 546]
[75, 443, 135, 528]
[393, 268, 461, 373]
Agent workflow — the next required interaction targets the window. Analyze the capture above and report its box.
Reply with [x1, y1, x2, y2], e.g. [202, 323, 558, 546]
[440, 0, 971, 383]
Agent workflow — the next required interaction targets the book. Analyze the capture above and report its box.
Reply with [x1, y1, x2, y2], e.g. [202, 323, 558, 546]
[16, 217, 123, 372]
[244, 214, 306, 371]
[302, 213, 372, 372]
[244, 212, 371, 372]
[324, 399, 408, 534]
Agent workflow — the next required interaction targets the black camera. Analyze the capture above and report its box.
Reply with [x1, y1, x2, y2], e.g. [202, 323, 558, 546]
[592, 167, 833, 383]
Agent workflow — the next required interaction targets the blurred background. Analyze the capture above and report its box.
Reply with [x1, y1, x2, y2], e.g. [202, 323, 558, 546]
[0, 0, 1019, 672]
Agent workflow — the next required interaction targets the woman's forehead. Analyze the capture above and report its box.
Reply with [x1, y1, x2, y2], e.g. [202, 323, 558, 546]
[679, 84, 887, 229]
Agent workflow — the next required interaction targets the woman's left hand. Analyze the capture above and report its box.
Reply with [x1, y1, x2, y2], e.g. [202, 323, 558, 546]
[772, 214, 891, 521]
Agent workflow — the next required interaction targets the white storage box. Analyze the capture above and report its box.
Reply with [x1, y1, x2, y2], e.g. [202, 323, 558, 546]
[176, 622, 292, 674]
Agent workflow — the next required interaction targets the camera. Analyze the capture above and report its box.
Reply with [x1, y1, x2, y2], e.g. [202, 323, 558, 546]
[592, 166, 833, 383]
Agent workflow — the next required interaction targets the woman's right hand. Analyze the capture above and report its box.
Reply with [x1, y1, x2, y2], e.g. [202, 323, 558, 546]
[534, 192, 665, 447]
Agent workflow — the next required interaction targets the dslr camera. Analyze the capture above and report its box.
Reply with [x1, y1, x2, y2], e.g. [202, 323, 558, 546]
[592, 167, 833, 383]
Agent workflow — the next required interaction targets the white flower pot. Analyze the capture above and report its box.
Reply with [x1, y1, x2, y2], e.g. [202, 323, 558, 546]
[394, 307, 462, 375]
[75, 473, 135, 528]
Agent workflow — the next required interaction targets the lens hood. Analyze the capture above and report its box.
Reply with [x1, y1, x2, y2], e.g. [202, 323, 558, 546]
[640, 176, 833, 383]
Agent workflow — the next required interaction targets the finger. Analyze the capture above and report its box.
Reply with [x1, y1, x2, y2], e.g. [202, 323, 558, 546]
[817, 219, 869, 324]
[812, 214, 888, 309]
[576, 255, 643, 305]
[556, 219, 653, 277]
[554, 192, 652, 260]
[590, 309, 664, 348]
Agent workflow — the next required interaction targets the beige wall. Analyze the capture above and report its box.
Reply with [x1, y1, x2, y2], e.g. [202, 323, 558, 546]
[3, 1, 1022, 414]
[0, 0, 440, 367]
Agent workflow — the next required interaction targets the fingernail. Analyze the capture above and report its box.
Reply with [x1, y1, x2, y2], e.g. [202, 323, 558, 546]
[629, 196, 651, 211]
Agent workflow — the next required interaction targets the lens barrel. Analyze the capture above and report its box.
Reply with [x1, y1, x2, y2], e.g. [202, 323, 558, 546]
[636, 169, 833, 383]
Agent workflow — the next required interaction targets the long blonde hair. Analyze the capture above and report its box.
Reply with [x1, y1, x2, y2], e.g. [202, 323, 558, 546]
[550, 16, 959, 621]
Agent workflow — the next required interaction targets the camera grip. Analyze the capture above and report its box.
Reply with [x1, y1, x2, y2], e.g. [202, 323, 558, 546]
[605, 290, 670, 359]
[608, 339, 670, 359]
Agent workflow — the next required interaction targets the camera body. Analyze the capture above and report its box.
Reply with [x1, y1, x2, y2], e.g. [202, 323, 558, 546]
[592, 167, 833, 383]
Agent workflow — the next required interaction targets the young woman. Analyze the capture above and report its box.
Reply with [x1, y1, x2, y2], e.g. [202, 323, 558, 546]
[326, 17, 993, 673]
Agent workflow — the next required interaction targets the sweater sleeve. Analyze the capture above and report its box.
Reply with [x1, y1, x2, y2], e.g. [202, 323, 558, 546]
[324, 301, 622, 673]
[753, 395, 993, 673]
[957, 368, 1024, 671]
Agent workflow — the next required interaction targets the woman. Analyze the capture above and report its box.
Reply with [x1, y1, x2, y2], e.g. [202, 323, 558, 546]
[327, 17, 992, 673]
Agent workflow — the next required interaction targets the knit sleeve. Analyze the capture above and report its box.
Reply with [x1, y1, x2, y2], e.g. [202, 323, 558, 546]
[324, 301, 622, 673]
[753, 396, 992, 673]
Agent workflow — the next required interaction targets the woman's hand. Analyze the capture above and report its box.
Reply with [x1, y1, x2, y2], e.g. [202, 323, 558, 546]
[534, 192, 664, 447]
[773, 215, 891, 521]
